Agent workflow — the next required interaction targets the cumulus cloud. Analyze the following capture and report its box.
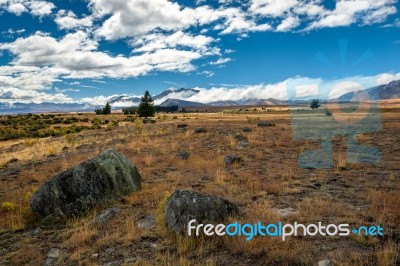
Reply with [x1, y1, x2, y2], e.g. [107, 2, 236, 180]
[55, 10, 93, 30]
[307, 0, 397, 30]
[0, 0, 55, 17]
[0, 87, 72, 104]
[131, 31, 216, 54]
[376, 72, 400, 85]
[0, 30, 209, 105]
[276, 16, 300, 32]
[7, 2, 27, 15]
[249, 0, 299, 17]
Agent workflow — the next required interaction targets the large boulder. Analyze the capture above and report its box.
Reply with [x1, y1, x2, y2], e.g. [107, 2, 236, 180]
[30, 149, 141, 220]
[165, 190, 238, 233]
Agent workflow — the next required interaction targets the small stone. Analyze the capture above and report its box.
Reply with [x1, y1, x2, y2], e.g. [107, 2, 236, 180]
[257, 121, 274, 127]
[143, 118, 156, 124]
[242, 127, 253, 132]
[224, 155, 243, 166]
[176, 151, 190, 160]
[47, 248, 60, 259]
[318, 259, 333, 266]
[194, 127, 207, 133]
[92, 208, 121, 226]
[177, 124, 188, 129]
[143, 242, 157, 249]
[271, 207, 298, 217]
[31, 227, 41, 235]
[92, 253, 99, 259]
[124, 257, 137, 263]
[235, 135, 249, 147]
[137, 215, 155, 230]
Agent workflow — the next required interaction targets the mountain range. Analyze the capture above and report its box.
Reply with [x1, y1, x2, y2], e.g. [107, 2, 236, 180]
[1, 80, 399, 114]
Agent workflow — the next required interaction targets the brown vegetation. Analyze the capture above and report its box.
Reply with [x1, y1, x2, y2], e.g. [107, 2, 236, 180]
[0, 108, 399, 265]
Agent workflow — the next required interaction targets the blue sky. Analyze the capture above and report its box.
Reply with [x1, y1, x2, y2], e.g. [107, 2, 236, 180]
[0, 0, 399, 105]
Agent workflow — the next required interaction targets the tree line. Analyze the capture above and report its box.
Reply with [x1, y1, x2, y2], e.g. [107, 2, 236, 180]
[95, 91, 179, 117]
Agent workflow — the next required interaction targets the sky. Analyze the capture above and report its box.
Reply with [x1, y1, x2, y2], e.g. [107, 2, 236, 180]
[0, 0, 399, 105]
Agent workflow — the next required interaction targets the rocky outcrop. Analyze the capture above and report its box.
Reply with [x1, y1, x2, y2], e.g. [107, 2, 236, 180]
[30, 149, 141, 220]
[165, 190, 238, 233]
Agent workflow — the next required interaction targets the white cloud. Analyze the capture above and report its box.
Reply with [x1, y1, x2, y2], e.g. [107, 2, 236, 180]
[131, 31, 215, 54]
[28, 0, 55, 17]
[0, 0, 55, 17]
[276, 16, 300, 32]
[90, 0, 218, 39]
[376, 72, 400, 85]
[0, 30, 206, 86]
[209, 57, 231, 65]
[308, 0, 397, 30]
[7, 3, 27, 15]
[0, 87, 72, 104]
[55, 87, 80, 93]
[0, 65, 66, 91]
[55, 10, 93, 30]
[250, 0, 299, 17]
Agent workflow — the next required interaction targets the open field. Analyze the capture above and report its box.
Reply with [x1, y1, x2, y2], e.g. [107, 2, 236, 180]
[0, 108, 399, 265]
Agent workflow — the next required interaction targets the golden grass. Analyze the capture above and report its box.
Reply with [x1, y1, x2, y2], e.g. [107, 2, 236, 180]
[0, 111, 399, 265]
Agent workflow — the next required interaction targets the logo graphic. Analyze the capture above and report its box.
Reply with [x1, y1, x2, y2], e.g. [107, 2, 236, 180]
[188, 220, 384, 241]
[287, 40, 382, 168]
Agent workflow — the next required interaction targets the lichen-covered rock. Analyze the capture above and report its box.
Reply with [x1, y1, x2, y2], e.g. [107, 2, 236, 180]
[30, 149, 141, 220]
[165, 190, 238, 233]
[224, 155, 243, 166]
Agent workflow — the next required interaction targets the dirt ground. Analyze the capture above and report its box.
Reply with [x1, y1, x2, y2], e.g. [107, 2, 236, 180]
[0, 108, 399, 265]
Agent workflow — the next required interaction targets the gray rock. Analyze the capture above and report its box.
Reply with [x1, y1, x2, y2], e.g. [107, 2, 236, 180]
[235, 135, 249, 147]
[92, 208, 121, 226]
[31, 227, 42, 235]
[242, 127, 253, 132]
[224, 155, 243, 166]
[47, 248, 60, 259]
[318, 259, 333, 266]
[102, 261, 121, 266]
[42, 248, 60, 266]
[165, 190, 238, 233]
[30, 149, 141, 220]
[271, 207, 298, 217]
[137, 215, 155, 230]
[142, 118, 156, 124]
[143, 242, 157, 249]
[176, 151, 190, 160]
[257, 121, 274, 127]
[177, 124, 188, 129]
[194, 127, 207, 133]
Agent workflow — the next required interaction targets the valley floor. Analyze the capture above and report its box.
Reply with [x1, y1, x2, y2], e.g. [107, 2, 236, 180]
[0, 110, 399, 265]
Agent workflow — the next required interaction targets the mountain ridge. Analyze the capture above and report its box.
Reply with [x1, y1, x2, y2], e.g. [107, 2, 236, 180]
[1, 80, 399, 114]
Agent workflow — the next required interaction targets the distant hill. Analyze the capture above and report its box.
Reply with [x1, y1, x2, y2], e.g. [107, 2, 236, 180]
[1, 80, 399, 114]
[337, 80, 400, 102]
[159, 98, 206, 107]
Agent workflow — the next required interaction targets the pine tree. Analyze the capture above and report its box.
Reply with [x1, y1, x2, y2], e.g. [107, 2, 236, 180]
[138, 91, 155, 117]
[310, 99, 320, 110]
[102, 102, 112, 115]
